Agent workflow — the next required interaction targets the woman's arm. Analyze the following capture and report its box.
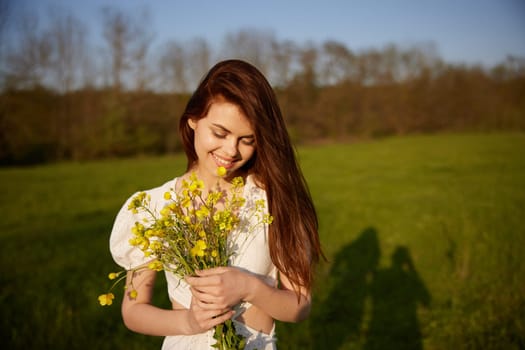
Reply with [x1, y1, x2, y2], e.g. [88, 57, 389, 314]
[121, 267, 234, 336]
[186, 267, 311, 323]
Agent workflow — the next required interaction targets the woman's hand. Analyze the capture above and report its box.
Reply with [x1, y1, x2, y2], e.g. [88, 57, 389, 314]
[185, 267, 252, 310]
[185, 295, 234, 334]
[186, 266, 312, 324]
[120, 267, 235, 336]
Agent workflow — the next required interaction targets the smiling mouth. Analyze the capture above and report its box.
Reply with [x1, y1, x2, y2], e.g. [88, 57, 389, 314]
[212, 153, 235, 168]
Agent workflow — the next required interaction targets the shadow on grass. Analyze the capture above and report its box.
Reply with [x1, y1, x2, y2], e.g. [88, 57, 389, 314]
[310, 227, 430, 350]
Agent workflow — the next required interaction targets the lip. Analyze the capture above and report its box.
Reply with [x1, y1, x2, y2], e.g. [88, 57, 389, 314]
[212, 153, 236, 169]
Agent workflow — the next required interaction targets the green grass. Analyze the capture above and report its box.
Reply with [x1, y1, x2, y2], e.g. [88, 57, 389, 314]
[1, 133, 524, 349]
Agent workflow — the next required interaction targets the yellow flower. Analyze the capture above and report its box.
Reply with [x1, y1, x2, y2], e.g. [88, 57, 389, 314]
[216, 166, 227, 177]
[160, 206, 171, 218]
[264, 214, 274, 224]
[134, 236, 149, 251]
[231, 176, 243, 186]
[190, 240, 207, 257]
[163, 192, 172, 200]
[214, 210, 236, 232]
[108, 272, 119, 280]
[189, 181, 204, 196]
[148, 260, 163, 271]
[128, 192, 147, 213]
[98, 293, 115, 306]
[129, 289, 138, 299]
[255, 199, 265, 210]
[128, 237, 140, 246]
[195, 206, 210, 220]
[206, 191, 223, 206]
[181, 194, 191, 208]
[211, 250, 218, 258]
[131, 222, 145, 236]
[150, 240, 162, 251]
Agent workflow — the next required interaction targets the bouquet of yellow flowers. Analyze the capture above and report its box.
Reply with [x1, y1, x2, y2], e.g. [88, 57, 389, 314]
[99, 167, 273, 350]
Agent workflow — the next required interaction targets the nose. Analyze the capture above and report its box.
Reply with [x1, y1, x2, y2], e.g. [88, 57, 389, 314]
[223, 138, 239, 158]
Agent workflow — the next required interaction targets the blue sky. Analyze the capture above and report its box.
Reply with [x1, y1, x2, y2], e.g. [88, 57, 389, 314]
[13, 0, 525, 67]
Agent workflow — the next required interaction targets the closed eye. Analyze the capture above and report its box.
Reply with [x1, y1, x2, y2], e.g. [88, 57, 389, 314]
[212, 130, 227, 139]
[210, 123, 255, 146]
[241, 137, 255, 146]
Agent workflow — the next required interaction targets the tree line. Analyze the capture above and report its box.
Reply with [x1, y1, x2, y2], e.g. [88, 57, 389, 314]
[0, 5, 524, 165]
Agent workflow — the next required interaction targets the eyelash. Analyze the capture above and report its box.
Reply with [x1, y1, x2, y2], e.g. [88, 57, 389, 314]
[212, 131, 227, 139]
[212, 131, 254, 146]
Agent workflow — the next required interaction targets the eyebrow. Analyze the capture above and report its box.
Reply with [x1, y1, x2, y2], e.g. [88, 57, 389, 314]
[211, 123, 254, 139]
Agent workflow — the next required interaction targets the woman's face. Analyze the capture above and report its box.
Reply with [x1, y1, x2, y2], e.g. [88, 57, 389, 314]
[188, 99, 256, 183]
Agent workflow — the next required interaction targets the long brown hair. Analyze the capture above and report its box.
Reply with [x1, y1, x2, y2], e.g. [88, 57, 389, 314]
[179, 59, 322, 295]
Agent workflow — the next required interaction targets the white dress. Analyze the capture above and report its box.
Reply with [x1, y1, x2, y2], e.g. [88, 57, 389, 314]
[110, 175, 278, 349]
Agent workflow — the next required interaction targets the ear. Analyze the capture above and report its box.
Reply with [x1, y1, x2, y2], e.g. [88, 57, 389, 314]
[188, 118, 197, 130]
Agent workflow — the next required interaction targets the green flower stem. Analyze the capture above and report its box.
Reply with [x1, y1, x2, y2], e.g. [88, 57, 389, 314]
[108, 272, 128, 292]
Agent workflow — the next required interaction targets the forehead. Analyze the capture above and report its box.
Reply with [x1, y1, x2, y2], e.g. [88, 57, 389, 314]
[204, 100, 254, 134]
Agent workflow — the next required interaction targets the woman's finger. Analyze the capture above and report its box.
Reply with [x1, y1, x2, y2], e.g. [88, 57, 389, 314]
[191, 287, 229, 309]
[186, 274, 221, 288]
[194, 267, 228, 276]
[190, 302, 233, 330]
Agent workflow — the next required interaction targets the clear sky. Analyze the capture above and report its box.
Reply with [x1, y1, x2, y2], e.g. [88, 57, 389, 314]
[11, 0, 525, 67]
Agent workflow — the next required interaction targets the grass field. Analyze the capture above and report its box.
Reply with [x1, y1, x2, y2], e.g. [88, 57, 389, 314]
[1, 132, 524, 349]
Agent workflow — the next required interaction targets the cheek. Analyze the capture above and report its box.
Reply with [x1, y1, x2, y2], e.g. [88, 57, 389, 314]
[194, 130, 217, 151]
[240, 145, 256, 161]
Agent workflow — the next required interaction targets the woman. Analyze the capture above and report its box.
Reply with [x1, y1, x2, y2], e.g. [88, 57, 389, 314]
[110, 59, 323, 349]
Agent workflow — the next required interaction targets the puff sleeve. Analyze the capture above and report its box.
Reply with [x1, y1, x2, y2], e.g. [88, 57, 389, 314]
[109, 179, 176, 269]
[109, 193, 152, 269]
